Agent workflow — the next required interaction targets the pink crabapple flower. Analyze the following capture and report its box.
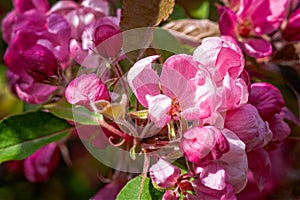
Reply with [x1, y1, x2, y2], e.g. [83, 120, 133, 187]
[128, 54, 216, 128]
[193, 36, 249, 112]
[283, 8, 300, 41]
[128, 36, 248, 128]
[24, 142, 60, 183]
[65, 74, 110, 110]
[218, 0, 288, 58]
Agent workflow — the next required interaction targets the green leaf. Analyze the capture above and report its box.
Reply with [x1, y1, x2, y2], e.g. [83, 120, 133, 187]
[117, 176, 151, 200]
[44, 98, 103, 125]
[151, 28, 185, 61]
[0, 111, 71, 163]
[149, 179, 165, 199]
[117, 175, 164, 200]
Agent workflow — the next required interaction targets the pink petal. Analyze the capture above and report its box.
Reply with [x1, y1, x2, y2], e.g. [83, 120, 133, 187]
[180, 126, 220, 164]
[283, 8, 300, 41]
[247, 148, 271, 191]
[193, 37, 222, 69]
[239, 38, 272, 58]
[65, 74, 110, 109]
[146, 94, 172, 128]
[1, 11, 18, 43]
[217, 129, 248, 193]
[163, 54, 199, 80]
[220, 75, 249, 111]
[127, 55, 160, 107]
[200, 163, 226, 190]
[160, 57, 197, 107]
[249, 82, 285, 121]
[225, 104, 273, 151]
[23, 44, 59, 82]
[163, 190, 180, 200]
[218, 6, 238, 38]
[150, 159, 181, 189]
[13, 0, 50, 14]
[91, 181, 126, 200]
[268, 112, 291, 141]
[81, 0, 109, 16]
[216, 46, 244, 80]
[250, 0, 288, 35]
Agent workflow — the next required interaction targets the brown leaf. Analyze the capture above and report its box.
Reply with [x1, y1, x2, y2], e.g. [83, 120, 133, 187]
[162, 19, 220, 47]
[120, 0, 175, 62]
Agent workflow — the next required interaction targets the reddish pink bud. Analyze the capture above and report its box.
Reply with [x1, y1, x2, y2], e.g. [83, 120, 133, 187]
[23, 44, 61, 84]
[23, 143, 60, 183]
[65, 74, 110, 110]
[93, 19, 122, 58]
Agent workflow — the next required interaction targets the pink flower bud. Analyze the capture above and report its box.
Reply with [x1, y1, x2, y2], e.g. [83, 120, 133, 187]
[65, 74, 110, 110]
[23, 143, 60, 183]
[93, 18, 122, 58]
[23, 44, 61, 83]
[150, 159, 181, 189]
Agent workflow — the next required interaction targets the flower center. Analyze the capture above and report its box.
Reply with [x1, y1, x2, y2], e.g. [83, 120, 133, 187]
[167, 97, 182, 120]
[238, 20, 252, 37]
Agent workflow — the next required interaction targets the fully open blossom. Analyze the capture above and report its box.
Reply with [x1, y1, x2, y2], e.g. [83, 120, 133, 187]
[65, 74, 110, 110]
[218, 0, 288, 57]
[128, 37, 248, 128]
[128, 54, 218, 128]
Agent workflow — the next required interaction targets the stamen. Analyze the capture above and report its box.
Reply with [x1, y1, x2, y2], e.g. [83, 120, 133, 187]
[167, 97, 182, 120]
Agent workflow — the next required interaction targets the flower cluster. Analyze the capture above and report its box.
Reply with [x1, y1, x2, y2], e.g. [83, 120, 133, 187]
[1, 0, 296, 199]
[129, 36, 289, 199]
[218, 0, 300, 58]
[2, 0, 120, 104]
